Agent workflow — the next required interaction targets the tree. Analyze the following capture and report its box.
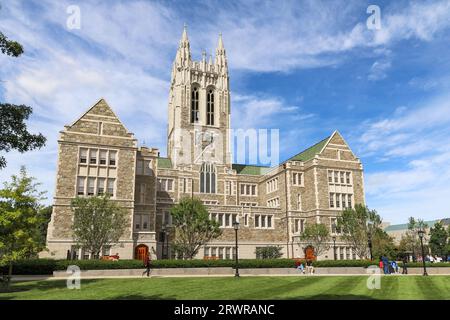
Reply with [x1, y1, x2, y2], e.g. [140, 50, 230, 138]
[0, 167, 46, 286]
[0, 31, 46, 169]
[398, 233, 419, 260]
[71, 196, 128, 259]
[406, 217, 426, 260]
[428, 222, 448, 260]
[0, 31, 23, 57]
[299, 223, 330, 258]
[337, 204, 382, 259]
[255, 246, 283, 259]
[371, 229, 396, 260]
[37, 205, 52, 249]
[170, 197, 221, 259]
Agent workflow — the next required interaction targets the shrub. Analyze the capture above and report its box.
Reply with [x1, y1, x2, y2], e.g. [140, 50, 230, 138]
[0, 259, 144, 275]
[1, 258, 448, 275]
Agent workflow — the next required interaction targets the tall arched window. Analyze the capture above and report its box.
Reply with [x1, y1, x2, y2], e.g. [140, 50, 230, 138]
[206, 88, 214, 125]
[191, 86, 199, 123]
[200, 163, 216, 193]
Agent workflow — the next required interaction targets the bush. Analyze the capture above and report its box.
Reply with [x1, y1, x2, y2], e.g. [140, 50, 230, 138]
[1, 258, 449, 275]
[0, 259, 58, 275]
[0, 259, 144, 275]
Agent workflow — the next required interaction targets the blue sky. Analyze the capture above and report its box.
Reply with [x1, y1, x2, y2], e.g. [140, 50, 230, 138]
[1, 0, 450, 224]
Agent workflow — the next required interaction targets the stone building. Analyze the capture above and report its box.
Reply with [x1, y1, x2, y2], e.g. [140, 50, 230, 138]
[43, 27, 366, 261]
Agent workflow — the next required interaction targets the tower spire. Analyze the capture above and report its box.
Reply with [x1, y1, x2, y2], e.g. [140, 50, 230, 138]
[181, 23, 188, 43]
[218, 32, 224, 50]
[176, 23, 191, 67]
[215, 32, 227, 73]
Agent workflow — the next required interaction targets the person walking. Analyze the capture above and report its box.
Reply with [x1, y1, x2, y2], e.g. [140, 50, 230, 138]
[402, 256, 408, 275]
[297, 263, 305, 274]
[382, 256, 389, 275]
[142, 255, 152, 277]
[306, 260, 313, 275]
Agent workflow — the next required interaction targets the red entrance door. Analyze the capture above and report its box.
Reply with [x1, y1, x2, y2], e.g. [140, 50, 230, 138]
[135, 244, 149, 262]
[305, 246, 316, 260]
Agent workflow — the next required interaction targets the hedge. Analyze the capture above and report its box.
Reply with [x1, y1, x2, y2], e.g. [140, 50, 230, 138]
[1, 259, 449, 275]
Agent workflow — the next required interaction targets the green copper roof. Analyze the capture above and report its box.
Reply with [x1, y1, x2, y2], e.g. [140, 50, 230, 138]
[384, 220, 439, 232]
[287, 136, 330, 162]
[232, 164, 272, 175]
[157, 157, 172, 169]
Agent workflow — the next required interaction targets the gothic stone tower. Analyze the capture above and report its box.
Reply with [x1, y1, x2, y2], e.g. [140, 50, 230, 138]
[167, 26, 232, 169]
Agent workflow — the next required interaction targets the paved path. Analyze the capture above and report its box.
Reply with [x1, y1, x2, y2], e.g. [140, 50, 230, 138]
[10, 273, 449, 282]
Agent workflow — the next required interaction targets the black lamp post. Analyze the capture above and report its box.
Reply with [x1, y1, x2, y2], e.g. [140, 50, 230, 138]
[367, 221, 373, 261]
[332, 235, 337, 261]
[165, 230, 170, 259]
[161, 225, 166, 259]
[233, 220, 240, 277]
[418, 229, 428, 276]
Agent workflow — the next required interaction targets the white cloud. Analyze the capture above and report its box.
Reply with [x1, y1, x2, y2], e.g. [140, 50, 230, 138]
[368, 59, 391, 81]
[231, 93, 313, 129]
[191, 0, 450, 72]
[358, 95, 450, 223]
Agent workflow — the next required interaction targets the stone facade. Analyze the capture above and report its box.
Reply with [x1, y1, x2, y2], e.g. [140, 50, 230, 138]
[42, 27, 366, 261]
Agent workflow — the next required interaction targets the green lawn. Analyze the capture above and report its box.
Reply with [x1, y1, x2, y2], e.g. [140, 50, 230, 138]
[0, 276, 449, 300]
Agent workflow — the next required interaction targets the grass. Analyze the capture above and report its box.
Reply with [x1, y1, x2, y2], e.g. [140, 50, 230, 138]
[0, 276, 449, 300]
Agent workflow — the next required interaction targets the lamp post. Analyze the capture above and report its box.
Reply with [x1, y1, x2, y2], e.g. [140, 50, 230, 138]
[367, 221, 373, 261]
[233, 220, 240, 277]
[165, 230, 170, 259]
[332, 235, 337, 261]
[161, 225, 166, 259]
[418, 229, 428, 276]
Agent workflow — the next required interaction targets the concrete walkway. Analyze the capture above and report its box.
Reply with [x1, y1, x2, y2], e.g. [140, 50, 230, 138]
[10, 272, 449, 282]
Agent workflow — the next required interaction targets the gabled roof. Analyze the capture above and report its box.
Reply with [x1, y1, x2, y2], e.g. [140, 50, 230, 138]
[286, 135, 331, 162]
[232, 164, 271, 175]
[157, 157, 172, 169]
[66, 98, 134, 137]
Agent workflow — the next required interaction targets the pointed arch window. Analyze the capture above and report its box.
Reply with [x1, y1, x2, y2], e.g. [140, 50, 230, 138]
[200, 163, 216, 193]
[191, 86, 199, 123]
[206, 88, 214, 125]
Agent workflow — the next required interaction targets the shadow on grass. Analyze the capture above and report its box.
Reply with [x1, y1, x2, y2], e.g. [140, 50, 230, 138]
[300, 294, 378, 300]
[109, 293, 177, 300]
[0, 278, 103, 295]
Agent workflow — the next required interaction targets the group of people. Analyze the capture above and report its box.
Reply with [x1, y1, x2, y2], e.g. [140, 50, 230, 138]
[295, 260, 315, 275]
[379, 256, 403, 274]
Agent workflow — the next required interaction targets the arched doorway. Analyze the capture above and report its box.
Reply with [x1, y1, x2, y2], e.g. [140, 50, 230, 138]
[304, 246, 316, 260]
[135, 244, 149, 262]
